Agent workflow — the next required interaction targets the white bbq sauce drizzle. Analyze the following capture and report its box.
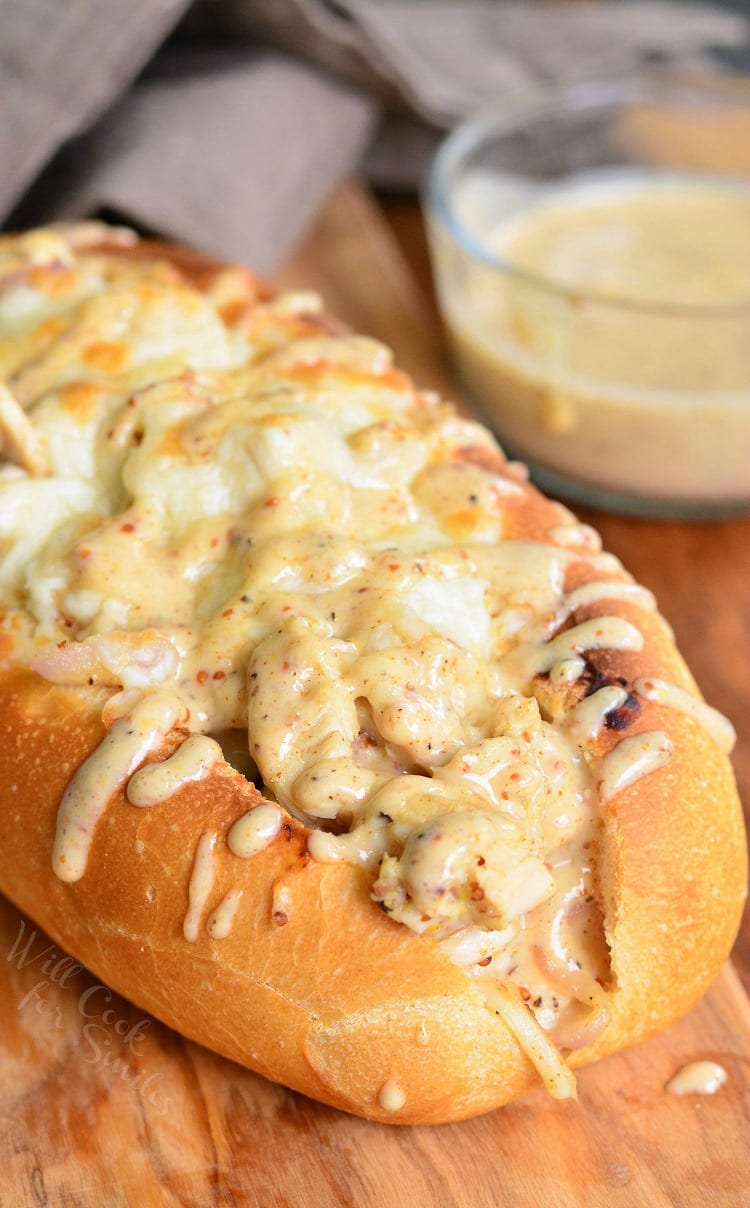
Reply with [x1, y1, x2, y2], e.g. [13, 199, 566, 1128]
[499, 617, 644, 690]
[635, 677, 736, 754]
[564, 685, 630, 745]
[378, 1078, 407, 1112]
[126, 735, 223, 806]
[414, 1021, 430, 1047]
[482, 981, 577, 1099]
[227, 803, 283, 858]
[52, 693, 182, 882]
[183, 831, 218, 942]
[207, 888, 244, 939]
[548, 656, 587, 689]
[547, 523, 602, 551]
[271, 881, 291, 926]
[563, 579, 656, 615]
[666, 1061, 727, 1095]
[597, 732, 674, 804]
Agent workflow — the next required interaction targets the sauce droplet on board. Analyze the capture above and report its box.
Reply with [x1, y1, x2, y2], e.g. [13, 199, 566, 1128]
[378, 1078, 406, 1112]
[666, 1061, 727, 1096]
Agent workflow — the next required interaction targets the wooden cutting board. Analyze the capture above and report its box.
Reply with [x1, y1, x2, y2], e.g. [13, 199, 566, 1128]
[1, 183, 748, 1208]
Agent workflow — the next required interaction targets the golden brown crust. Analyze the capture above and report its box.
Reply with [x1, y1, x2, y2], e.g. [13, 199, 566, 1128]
[0, 238, 745, 1124]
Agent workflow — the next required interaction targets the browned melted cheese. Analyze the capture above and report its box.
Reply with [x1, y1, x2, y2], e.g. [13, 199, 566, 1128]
[0, 225, 735, 1098]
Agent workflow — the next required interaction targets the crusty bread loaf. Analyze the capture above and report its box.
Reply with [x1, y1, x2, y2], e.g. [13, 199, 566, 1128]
[0, 227, 745, 1124]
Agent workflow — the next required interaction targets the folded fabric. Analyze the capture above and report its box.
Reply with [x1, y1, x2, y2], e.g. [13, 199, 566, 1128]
[2, 0, 748, 271]
[9, 45, 375, 275]
[211, 0, 749, 124]
[0, 0, 190, 223]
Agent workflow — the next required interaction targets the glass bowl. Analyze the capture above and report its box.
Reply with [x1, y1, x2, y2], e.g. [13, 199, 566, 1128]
[424, 76, 750, 518]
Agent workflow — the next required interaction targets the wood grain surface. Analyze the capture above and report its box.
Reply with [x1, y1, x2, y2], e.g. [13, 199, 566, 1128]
[0, 182, 748, 1208]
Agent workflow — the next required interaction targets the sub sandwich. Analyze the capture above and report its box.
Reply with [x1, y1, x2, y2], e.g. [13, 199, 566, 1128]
[0, 224, 745, 1124]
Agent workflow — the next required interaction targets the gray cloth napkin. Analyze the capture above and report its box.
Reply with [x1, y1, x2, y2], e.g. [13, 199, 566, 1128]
[2, 0, 748, 273]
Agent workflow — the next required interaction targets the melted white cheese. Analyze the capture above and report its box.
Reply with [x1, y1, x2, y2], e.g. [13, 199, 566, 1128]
[0, 226, 734, 1096]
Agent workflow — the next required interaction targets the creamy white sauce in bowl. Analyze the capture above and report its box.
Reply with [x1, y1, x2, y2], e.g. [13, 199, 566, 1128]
[426, 94, 750, 517]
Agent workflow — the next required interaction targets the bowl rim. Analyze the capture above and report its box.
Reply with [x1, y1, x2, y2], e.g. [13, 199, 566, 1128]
[423, 74, 750, 319]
